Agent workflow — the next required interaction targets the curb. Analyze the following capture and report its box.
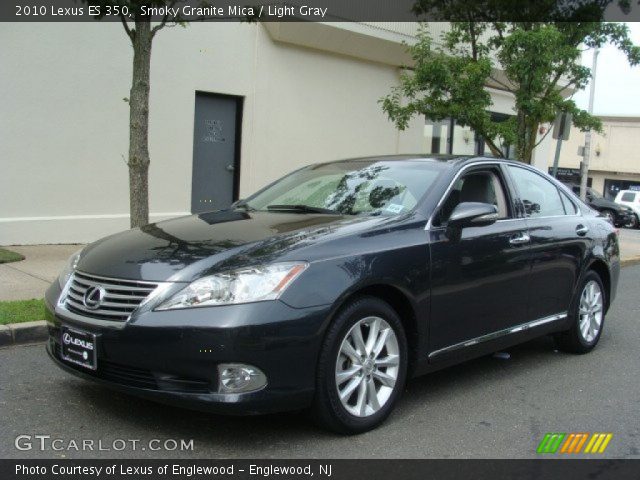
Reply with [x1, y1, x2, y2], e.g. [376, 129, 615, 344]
[621, 256, 640, 268]
[0, 320, 48, 347]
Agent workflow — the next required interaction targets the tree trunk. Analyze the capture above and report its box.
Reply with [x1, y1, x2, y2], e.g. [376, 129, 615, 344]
[128, 21, 153, 228]
[515, 110, 527, 162]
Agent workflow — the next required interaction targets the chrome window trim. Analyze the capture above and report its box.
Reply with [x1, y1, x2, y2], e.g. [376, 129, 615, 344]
[425, 160, 584, 230]
[428, 312, 568, 360]
[505, 164, 583, 221]
[426, 160, 506, 230]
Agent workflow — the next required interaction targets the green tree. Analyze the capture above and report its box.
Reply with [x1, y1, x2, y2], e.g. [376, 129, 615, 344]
[381, 3, 640, 163]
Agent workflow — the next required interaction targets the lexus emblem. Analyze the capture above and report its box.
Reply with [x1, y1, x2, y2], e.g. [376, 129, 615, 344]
[83, 286, 106, 310]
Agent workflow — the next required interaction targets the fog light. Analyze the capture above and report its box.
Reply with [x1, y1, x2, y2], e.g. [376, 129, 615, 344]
[217, 363, 267, 393]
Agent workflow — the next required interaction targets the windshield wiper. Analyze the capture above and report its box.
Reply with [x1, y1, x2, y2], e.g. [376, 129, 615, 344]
[266, 204, 338, 214]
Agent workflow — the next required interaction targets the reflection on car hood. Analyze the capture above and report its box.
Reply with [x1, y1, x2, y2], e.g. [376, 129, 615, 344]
[77, 210, 381, 282]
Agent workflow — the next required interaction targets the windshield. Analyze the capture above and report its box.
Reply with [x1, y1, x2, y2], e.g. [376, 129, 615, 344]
[588, 188, 602, 199]
[245, 160, 447, 216]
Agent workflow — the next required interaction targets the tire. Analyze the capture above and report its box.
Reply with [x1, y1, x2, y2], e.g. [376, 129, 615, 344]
[633, 214, 640, 230]
[555, 271, 606, 354]
[311, 296, 408, 434]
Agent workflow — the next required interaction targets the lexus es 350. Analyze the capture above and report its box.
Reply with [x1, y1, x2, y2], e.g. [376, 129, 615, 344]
[46, 156, 619, 433]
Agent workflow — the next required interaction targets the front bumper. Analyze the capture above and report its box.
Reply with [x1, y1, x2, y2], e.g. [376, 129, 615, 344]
[44, 282, 330, 415]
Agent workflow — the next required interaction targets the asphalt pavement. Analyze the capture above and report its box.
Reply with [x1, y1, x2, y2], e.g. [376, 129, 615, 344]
[1, 266, 639, 459]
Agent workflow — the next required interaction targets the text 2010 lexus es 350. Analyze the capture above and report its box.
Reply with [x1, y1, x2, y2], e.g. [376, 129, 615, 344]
[46, 156, 619, 433]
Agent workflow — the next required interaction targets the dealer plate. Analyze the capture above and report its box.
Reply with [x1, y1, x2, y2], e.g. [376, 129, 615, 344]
[60, 326, 97, 370]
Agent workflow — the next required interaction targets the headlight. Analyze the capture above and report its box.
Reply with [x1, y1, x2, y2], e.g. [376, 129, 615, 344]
[57, 249, 83, 289]
[155, 262, 308, 310]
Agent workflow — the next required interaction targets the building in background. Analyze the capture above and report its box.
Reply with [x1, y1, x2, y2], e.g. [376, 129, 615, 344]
[548, 116, 640, 199]
[2, 22, 549, 245]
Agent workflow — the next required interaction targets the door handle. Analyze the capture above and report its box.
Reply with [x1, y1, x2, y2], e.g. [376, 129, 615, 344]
[576, 224, 589, 236]
[226, 164, 235, 172]
[509, 232, 531, 246]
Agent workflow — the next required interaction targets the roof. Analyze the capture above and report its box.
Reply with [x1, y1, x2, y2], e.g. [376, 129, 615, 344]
[329, 154, 474, 164]
[326, 154, 526, 167]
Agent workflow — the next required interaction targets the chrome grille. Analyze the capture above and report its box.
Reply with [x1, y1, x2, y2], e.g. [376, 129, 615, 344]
[64, 271, 160, 322]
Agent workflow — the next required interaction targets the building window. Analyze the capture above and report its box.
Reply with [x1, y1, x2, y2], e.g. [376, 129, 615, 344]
[603, 179, 640, 200]
[425, 112, 514, 158]
[424, 119, 450, 154]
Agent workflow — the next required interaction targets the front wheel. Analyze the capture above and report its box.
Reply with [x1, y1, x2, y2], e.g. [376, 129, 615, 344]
[555, 271, 606, 354]
[311, 296, 408, 434]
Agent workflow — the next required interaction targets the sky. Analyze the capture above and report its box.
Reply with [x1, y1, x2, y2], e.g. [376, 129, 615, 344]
[572, 23, 640, 116]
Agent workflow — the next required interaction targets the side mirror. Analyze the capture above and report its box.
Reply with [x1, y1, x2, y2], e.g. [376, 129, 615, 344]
[448, 202, 499, 228]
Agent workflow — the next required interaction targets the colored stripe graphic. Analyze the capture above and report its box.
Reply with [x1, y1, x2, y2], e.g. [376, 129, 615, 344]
[538, 433, 613, 454]
[560, 433, 589, 453]
[537, 433, 566, 453]
[584, 433, 613, 454]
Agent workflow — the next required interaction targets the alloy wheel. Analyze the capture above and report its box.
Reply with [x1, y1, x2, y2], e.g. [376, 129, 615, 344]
[578, 280, 603, 343]
[335, 316, 399, 417]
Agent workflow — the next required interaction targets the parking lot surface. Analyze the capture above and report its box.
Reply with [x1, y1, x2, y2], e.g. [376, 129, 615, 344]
[1, 266, 639, 459]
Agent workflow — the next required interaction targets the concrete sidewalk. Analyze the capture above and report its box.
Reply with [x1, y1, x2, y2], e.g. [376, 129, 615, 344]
[2, 229, 640, 302]
[0, 244, 83, 301]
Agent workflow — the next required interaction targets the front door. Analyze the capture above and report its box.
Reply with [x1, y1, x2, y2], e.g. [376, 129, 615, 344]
[191, 92, 242, 213]
[428, 165, 532, 361]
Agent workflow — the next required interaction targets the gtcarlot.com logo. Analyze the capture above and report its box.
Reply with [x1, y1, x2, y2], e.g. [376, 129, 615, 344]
[15, 435, 194, 452]
[537, 432, 613, 454]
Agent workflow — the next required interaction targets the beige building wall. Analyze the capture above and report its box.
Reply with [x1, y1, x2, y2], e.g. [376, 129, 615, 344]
[547, 116, 640, 196]
[1, 22, 518, 245]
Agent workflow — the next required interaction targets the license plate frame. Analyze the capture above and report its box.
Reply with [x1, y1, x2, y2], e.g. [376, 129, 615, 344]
[60, 326, 97, 370]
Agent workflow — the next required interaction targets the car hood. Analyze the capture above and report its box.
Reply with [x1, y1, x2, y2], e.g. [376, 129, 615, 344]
[591, 198, 624, 211]
[77, 210, 381, 282]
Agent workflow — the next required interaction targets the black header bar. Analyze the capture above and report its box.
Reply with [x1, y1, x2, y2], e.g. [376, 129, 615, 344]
[2, 0, 640, 22]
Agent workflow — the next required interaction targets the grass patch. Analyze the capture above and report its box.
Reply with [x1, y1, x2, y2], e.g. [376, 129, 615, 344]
[0, 299, 45, 325]
[0, 248, 24, 264]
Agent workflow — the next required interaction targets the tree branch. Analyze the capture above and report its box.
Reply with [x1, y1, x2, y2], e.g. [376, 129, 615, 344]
[151, 0, 178, 37]
[488, 74, 514, 92]
[119, 13, 134, 42]
[534, 123, 553, 148]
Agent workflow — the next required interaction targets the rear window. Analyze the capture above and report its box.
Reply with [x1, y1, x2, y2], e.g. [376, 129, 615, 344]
[621, 192, 637, 202]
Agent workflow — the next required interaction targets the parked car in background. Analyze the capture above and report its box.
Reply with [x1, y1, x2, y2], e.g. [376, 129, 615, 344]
[566, 184, 633, 227]
[46, 156, 620, 433]
[614, 190, 640, 228]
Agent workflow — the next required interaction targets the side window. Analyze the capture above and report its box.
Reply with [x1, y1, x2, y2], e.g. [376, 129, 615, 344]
[559, 189, 578, 215]
[435, 169, 510, 225]
[621, 192, 636, 202]
[507, 166, 565, 218]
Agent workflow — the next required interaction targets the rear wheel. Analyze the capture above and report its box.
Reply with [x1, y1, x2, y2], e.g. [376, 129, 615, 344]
[555, 271, 606, 354]
[311, 296, 408, 434]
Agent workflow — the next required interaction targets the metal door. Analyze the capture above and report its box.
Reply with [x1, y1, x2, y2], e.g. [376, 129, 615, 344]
[191, 92, 241, 213]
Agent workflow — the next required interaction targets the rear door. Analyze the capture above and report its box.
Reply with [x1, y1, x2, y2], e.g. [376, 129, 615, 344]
[506, 165, 587, 321]
[428, 164, 532, 360]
